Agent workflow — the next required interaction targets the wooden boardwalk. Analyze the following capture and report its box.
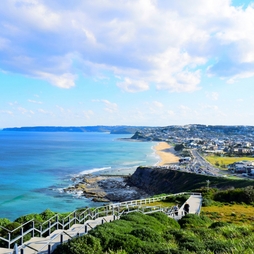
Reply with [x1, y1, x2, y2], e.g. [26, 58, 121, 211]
[0, 194, 202, 254]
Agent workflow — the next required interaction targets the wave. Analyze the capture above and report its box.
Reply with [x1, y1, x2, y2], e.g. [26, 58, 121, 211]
[79, 166, 112, 175]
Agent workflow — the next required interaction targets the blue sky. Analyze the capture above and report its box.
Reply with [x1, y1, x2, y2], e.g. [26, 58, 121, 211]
[1, 0, 254, 128]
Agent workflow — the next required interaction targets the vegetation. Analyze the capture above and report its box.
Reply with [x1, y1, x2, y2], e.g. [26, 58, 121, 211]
[206, 155, 254, 167]
[53, 211, 254, 254]
[174, 143, 185, 151]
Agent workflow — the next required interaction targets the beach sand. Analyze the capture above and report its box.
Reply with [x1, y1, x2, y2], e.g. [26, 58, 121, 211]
[155, 142, 180, 166]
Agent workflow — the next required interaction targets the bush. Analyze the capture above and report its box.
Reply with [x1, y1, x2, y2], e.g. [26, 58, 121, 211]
[202, 198, 213, 207]
[15, 213, 43, 224]
[130, 227, 164, 243]
[209, 221, 229, 229]
[206, 240, 234, 253]
[0, 218, 11, 228]
[147, 212, 180, 229]
[106, 234, 143, 253]
[40, 209, 56, 221]
[52, 235, 102, 254]
[178, 214, 208, 229]
[5, 222, 21, 233]
[165, 194, 190, 204]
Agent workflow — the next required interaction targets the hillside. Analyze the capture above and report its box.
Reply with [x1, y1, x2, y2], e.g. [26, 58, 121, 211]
[2, 126, 140, 133]
[128, 166, 254, 194]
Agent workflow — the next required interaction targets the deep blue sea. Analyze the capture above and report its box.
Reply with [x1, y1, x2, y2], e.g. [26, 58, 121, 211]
[0, 131, 158, 220]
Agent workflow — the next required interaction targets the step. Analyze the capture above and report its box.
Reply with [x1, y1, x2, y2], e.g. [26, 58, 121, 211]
[0, 247, 12, 254]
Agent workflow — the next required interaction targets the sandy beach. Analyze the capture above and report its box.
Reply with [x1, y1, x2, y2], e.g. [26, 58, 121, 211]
[155, 142, 180, 166]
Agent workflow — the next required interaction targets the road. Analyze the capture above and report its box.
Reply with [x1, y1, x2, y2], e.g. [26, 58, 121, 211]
[191, 149, 219, 174]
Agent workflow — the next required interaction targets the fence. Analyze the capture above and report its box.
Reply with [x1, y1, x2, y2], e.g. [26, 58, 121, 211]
[5, 192, 201, 253]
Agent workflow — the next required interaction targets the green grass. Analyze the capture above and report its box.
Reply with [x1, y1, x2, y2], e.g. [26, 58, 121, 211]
[206, 156, 254, 166]
[52, 211, 254, 254]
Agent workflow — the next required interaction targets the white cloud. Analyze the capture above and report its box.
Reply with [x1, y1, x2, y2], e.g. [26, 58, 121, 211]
[117, 78, 149, 93]
[0, 110, 13, 115]
[206, 92, 219, 101]
[179, 105, 191, 111]
[38, 108, 53, 115]
[1, 0, 254, 91]
[83, 110, 94, 119]
[28, 99, 42, 104]
[101, 99, 118, 112]
[237, 98, 244, 102]
[56, 105, 65, 113]
[17, 107, 27, 114]
[36, 72, 76, 89]
[167, 110, 175, 117]
[152, 101, 163, 107]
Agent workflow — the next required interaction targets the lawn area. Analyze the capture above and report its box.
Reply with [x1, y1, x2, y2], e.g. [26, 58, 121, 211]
[206, 156, 254, 166]
[145, 200, 177, 208]
[201, 204, 254, 225]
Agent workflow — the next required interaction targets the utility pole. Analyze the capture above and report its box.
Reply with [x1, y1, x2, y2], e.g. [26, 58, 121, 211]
[206, 180, 210, 193]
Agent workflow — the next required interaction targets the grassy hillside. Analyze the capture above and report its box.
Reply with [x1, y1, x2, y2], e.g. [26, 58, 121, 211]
[52, 211, 254, 254]
[129, 167, 254, 195]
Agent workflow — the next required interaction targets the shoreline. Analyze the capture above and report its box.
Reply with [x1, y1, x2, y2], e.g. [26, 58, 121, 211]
[154, 142, 180, 166]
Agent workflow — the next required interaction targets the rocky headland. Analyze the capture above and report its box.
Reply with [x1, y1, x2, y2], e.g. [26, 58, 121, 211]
[63, 174, 149, 202]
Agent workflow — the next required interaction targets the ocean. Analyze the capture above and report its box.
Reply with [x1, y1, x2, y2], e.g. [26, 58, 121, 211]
[0, 131, 159, 220]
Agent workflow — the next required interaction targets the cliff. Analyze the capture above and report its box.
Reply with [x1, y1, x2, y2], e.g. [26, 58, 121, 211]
[128, 166, 254, 195]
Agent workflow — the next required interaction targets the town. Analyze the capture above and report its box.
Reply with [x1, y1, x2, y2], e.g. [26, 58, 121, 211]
[131, 125, 254, 179]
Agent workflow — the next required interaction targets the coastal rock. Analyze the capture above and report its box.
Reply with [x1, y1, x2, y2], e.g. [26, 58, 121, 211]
[63, 174, 150, 202]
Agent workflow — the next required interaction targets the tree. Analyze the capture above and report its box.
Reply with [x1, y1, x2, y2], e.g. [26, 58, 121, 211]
[174, 144, 184, 151]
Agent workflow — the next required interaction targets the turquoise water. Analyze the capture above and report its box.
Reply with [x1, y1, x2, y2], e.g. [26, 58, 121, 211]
[0, 131, 158, 220]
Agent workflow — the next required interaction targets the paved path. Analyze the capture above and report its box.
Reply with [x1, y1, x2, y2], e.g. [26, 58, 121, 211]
[0, 195, 202, 254]
[170, 194, 202, 220]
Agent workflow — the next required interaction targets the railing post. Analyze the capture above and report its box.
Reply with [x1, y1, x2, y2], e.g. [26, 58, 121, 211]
[61, 234, 63, 243]
[62, 219, 65, 229]
[118, 206, 120, 219]
[101, 219, 104, 224]
[85, 225, 87, 234]
[20, 227, 23, 245]
[32, 221, 35, 237]
[21, 249, 24, 254]
[48, 244, 51, 254]
[106, 206, 108, 216]
[56, 215, 59, 230]
[83, 213, 85, 224]
[7, 233, 11, 249]
[74, 212, 76, 224]
[39, 225, 42, 237]
[68, 217, 70, 229]
[48, 221, 51, 236]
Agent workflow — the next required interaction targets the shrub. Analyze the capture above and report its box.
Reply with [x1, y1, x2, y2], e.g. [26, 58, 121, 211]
[15, 213, 43, 224]
[0, 218, 11, 228]
[130, 227, 164, 243]
[5, 222, 21, 233]
[165, 194, 190, 204]
[209, 221, 229, 229]
[178, 214, 207, 228]
[40, 209, 56, 221]
[105, 234, 143, 253]
[202, 198, 213, 207]
[52, 235, 102, 254]
[206, 240, 234, 253]
[148, 212, 180, 229]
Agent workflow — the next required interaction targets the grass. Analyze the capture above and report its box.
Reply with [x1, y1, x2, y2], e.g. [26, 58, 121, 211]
[202, 204, 254, 225]
[206, 156, 254, 166]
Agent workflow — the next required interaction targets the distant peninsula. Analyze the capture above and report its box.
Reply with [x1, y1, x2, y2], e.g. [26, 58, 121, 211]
[2, 126, 147, 134]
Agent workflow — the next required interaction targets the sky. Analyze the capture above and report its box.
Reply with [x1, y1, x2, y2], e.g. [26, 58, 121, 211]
[1, 0, 254, 128]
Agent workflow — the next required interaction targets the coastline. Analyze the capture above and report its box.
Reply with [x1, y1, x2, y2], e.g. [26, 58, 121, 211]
[154, 142, 180, 166]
